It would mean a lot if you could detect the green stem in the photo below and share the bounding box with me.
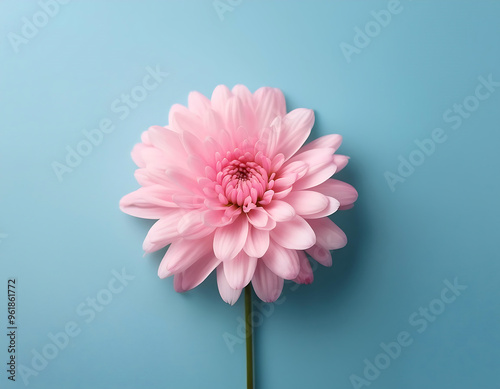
[245,285,254,389]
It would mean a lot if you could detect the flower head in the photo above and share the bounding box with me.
[120,85,357,304]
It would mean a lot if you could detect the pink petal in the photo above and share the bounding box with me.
[144,127,191,168]
[174,253,221,292]
[246,207,269,228]
[272,173,299,193]
[223,251,258,289]
[165,168,203,195]
[120,186,177,219]
[270,215,316,250]
[279,108,315,160]
[177,210,215,240]
[201,109,226,140]
[284,190,329,216]
[294,251,314,284]
[131,143,150,168]
[289,148,337,190]
[143,209,185,253]
[277,161,308,182]
[311,179,358,207]
[306,245,332,267]
[231,85,254,115]
[213,214,249,261]
[131,143,169,169]
[225,96,252,140]
[308,218,347,250]
[188,91,211,117]
[158,236,213,278]
[264,200,295,222]
[181,130,213,164]
[253,87,286,130]
[217,265,242,305]
[252,261,284,303]
[255,119,279,158]
[298,134,342,154]
[243,227,270,258]
[134,167,171,187]
[333,154,349,172]
[262,241,300,280]
[211,85,232,117]
[302,196,340,219]
[169,104,205,138]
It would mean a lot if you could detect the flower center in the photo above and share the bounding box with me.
[214,150,275,212]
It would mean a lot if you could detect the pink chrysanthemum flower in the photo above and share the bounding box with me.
[120,85,357,304]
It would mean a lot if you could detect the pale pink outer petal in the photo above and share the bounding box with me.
[293,251,314,284]
[306,245,333,267]
[279,108,315,160]
[134,167,171,187]
[225,96,252,142]
[252,261,284,303]
[243,227,270,258]
[177,210,215,240]
[311,179,358,207]
[302,196,340,219]
[231,85,255,114]
[188,91,211,117]
[213,214,249,261]
[131,143,166,169]
[264,200,295,222]
[181,130,214,165]
[168,104,205,138]
[143,209,185,253]
[270,215,316,250]
[223,251,258,290]
[253,87,286,131]
[288,148,337,190]
[119,186,177,219]
[158,236,213,278]
[211,85,233,117]
[256,120,280,158]
[298,134,343,154]
[332,154,349,172]
[174,253,221,292]
[147,126,188,162]
[262,242,300,280]
[308,218,347,250]
[284,190,329,216]
[217,265,242,305]
[246,207,269,228]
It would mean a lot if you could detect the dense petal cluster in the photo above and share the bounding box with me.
[120,85,357,304]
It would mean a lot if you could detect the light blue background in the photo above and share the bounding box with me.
[1,1,499,388]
